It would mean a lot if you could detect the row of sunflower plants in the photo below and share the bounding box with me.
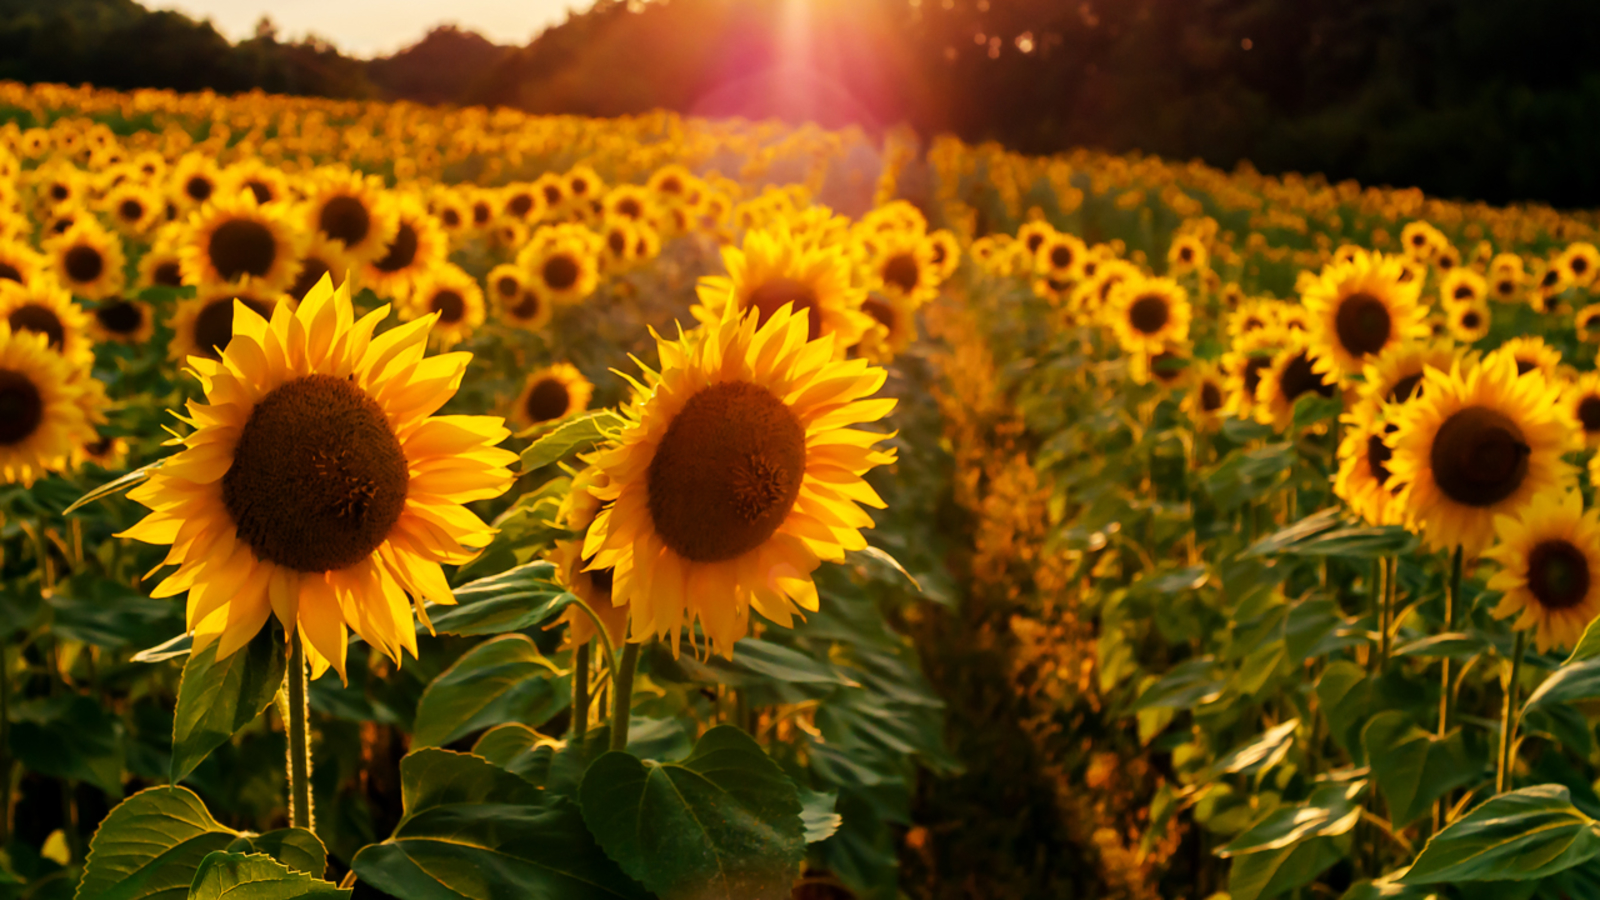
[932,134,1600,898]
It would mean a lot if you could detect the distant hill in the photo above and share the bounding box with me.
[367,25,513,106]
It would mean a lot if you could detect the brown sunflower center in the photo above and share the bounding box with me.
[1050,245,1074,269]
[1388,372,1424,404]
[1496,279,1516,297]
[1279,351,1335,402]
[1242,355,1273,397]
[0,369,43,446]
[543,255,579,291]
[95,299,144,336]
[616,198,642,219]
[1200,382,1223,412]
[208,219,277,281]
[289,257,332,301]
[185,175,212,202]
[542,185,563,205]
[1335,292,1392,357]
[1129,294,1170,334]
[1515,358,1537,376]
[9,304,65,350]
[883,254,920,294]
[608,230,627,255]
[193,297,275,359]
[0,263,19,283]
[1527,539,1591,610]
[153,261,183,287]
[373,223,419,273]
[1453,285,1475,301]
[430,290,465,324]
[495,275,521,299]
[1367,432,1394,488]
[511,292,541,321]
[508,193,534,217]
[319,196,370,247]
[442,209,460,227]
[1575,257,1591,276]
[246,180,272,204]
[1429,406,1530,507]
[222,374,409,573]
[646,380,807,563]
[524,377,572,423]
[930,242,947,266]
[1579,396,1600,434]
[1025,233,1045,253]
[1179,245,1195,262]
[119,199,144,222]
[747,277,823,341]
[862,296,895,331]
[64,245,104,284]
[473,202,491,225]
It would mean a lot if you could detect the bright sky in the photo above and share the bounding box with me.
[148,0,594,57]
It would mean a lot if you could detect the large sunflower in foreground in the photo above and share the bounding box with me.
[1302,252,1427,382]
[692,226,873,351]
[1358,339,1462,411]
[121,276,517,678]
[1484,490,1600,653]
[582,302,897,657]
[1387,353,1577,556]
[0,323,97,485]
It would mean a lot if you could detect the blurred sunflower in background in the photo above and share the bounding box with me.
[1254,342,1336,430]
[180,192,304,296]
[1302,251,1426,382]
[304,171,398,265]
[362,194,446,302]
[168,290,284,362]
[1447,302,1490,343]
[1485,490,1600,653]
[694,226,872,349]
[1108,275,1190,356]
[512,363,593,431]
[88,296,155,345]
[0,323,97,485]
[518,224,600,307]
[47,219,125,300]
[1335,404,1404,527]
[0,281,93,366]
[404,264,484,350]
[1563,373,1600,449]
[121,277,516,679]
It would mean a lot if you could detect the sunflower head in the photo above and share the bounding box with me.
[1447,302,1490,344]
[1182,361,1229,428]
[403,264,484,350]
[1302,252,1427,381]
[1335,404,1405,527]
[47,219,126,301]
[89,296,155,345]
[121,275,517,679]
[0,322,97,486]
[1167,234,1208,273]
[180,190,304,295]
[1485,490,1600,653]
[517,224,601,308]
[0,281,94,367]
[1564,373,1600,450]
[512,363,594,431]
[1254,341,1338,430]
[694,226,872,352]
[1107,275,1191,356]
[1495,336,1562,381]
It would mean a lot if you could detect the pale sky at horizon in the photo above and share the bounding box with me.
[148,0,596,58]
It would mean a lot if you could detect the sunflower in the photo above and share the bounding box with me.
[1167,234,1208,273]
[1222,330,1284,419]
[1559,243,1600,288]
[926,230,961,281]
[582,301,896,656]
[361,195,447,302]
[1447,302,1490,343]
[1335,404,1405,527]
[169,154,221,211]
[138,239,187,290]
[1533,260,1572,311]
[532,173,569,215]
[1302,252,1427,382]
[511,363,594,431]
[1439,268,1487,309]
[1227,298,1278,340]
[1182,361,1229,428]
[73,434,129,472]
[88,296,155,345]
[1489,268,1523,304]
[286,235,355,303]
[1254,342,1337,430]
[46,219,125,301]
[1497,336,1562,380]
[430,190,472,238]
[648,165,696,203]
[1358,339,1462,410]
[0,281,94,366]
[548,539,627,648]
[1037,232,1088,281]
[566,166,604,208]
[403,264,484,350]
[1107,276,1191,356]
[180,192,304,296]
[500,182,543,223]
[1133,347,1191,389]
[493,267,552,332]
[853,292,916,364]
[871,234,940,307]
[1388,352,1577,556]
[598,217,643,272]
[1577,304,1600,343]
[0,323,97,486]
[1484,490,1600,653]
[119,276,517,678]
[221,160,291,207]
[0,240,45,287]
[1400,221,1446,260]
[1563,373,1600,449]
[304,171,399,265]
[104,182,162,237]
[1017,220,1055,259]
[518,225,601,308]
[693,226,872,350]
[168,290,288,362]
[603,185,653,223]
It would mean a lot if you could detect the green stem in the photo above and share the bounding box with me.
[572,642,590,739]
[1439,546,1463,737]
[287,634,313,831]
[1497,630,1527,793]
[0,642,11,847]
[1380,556,1397,670]
[1368,558,1383,674]
[609,642,640,752]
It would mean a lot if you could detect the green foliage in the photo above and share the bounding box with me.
[187,852,347,900]
[78,786,237,900]
[409,633,569,748]
[1401,786,1600,884]
[170,627,286,784]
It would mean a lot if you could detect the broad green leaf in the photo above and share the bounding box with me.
[1292,394,1344,429]
[49,575,181,649]
[1393,632,1487,660]
[351,749,646,900]
[1523,658,1600,718]
[63,458,162,514]
[1317,661,1426,765]
[1241,507,1416,559]
[1128,564,1209,597]
[1243,508,1344,557]
[1235,640,1287,696]
[1361,711,1479,827]
[427,562,572,636]
[13,693,125,796]
[411,634,570,748]
[579,725,806,900]
[77,786,236,900]
[845,546,922,594]
[1338,879,1440,899]
[689,638,857,688]
[799,787,841,844]
[171,626,287,783]
[518,410,624,472]
[1400,784,1600,883]
[1131,657,1224,711]
[472,723,559,786]
[1228,835,1344,900]
[1566,615,1600,663]
[1219,780,1365,856]
[187,852,348,900]
[1209,719,1299,779]
[1204,443,1294,512]
[224,830,326,879]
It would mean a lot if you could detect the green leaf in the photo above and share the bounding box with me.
[133,632,194,664]
[1338,878,1440,899]
[1228,836,1345,900]
[63,459,162,515]
[1400,784,1600,883]
[1523,659,1600,717]
[579,725,806,900]
[1361,711,1480,827]
[1242,507,1416,559]
[845,546,922,594]
[1566,615,1600,663]
[49,575,181,649]
[351,749,646,900]
[187,852,348,900]
[1209,719,1299,779]
[1292,393,1344,429]
[685,638,857,689]
[1204,443,1295,512]
[13,693,125,796]
[1219,780,1365,856]
[77,786,236,900]
[427,562,572,637]
[1393,632,1487,660]
[519,410,624,473]
[171,627,287,784]
[224,830,326,879]
[472,724,559,786]
[1131,657,1224,711]
[799,787,841,844]
[411,634,570,748]
[1241,508,1344,558]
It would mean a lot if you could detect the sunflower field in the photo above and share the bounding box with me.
[1,76,1600,900]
